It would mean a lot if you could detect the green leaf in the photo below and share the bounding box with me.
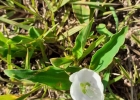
[4,67,71,90]
[0,32,8,43]
[0,41,6,47]
[42,24,58,38]
[0,32,8,47]
[60,0,70,7]
[29,27,41,39]
[102,69,110,89]
[11,49,27,57]
[25,48,34,69]
[42,24,58,43]
[65,66,81,73]
[0,48,26,58]
[0,47,6,56]
[90,26,128,72]
[50,56,73,68]
[96,24,113,37]
[11,35,33,44]
[72,19,94,59]
[0,95,18,100]
[72,3,90,23]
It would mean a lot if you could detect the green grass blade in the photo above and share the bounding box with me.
[109,6,119,32]
[119,65,135,84]
[11,0,40,17]
[0,17,31,30]
[25,48,30,69]
[71,1,119,6]
[7,44,12,69]
[43,24,58,38]
[109,75,123,84]
[102,68,110,89]
[39,40,49,62]
[79,35,105,61]
[58,23,87,41]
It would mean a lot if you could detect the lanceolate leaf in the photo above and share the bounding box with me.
[4,67,71,90]
[72,19,94,59]
[90,26,128,72]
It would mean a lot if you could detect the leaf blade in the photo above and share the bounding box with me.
[90,26,128,72]
[72,19,94,59]
[4,67,71,90]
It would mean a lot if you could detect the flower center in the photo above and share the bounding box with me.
[80,82,96,98]
[80,82,90,94]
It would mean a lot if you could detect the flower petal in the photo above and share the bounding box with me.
[70,76,93,100]
[69,72,78,82]
[70,76,83,100]
[69,68,104,100]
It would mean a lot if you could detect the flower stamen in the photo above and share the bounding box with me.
[80,82,97,98]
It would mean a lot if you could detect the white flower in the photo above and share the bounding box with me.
[69,68,104,100]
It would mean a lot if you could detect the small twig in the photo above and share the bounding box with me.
[126,45,134,100]
[127,45,140,56]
